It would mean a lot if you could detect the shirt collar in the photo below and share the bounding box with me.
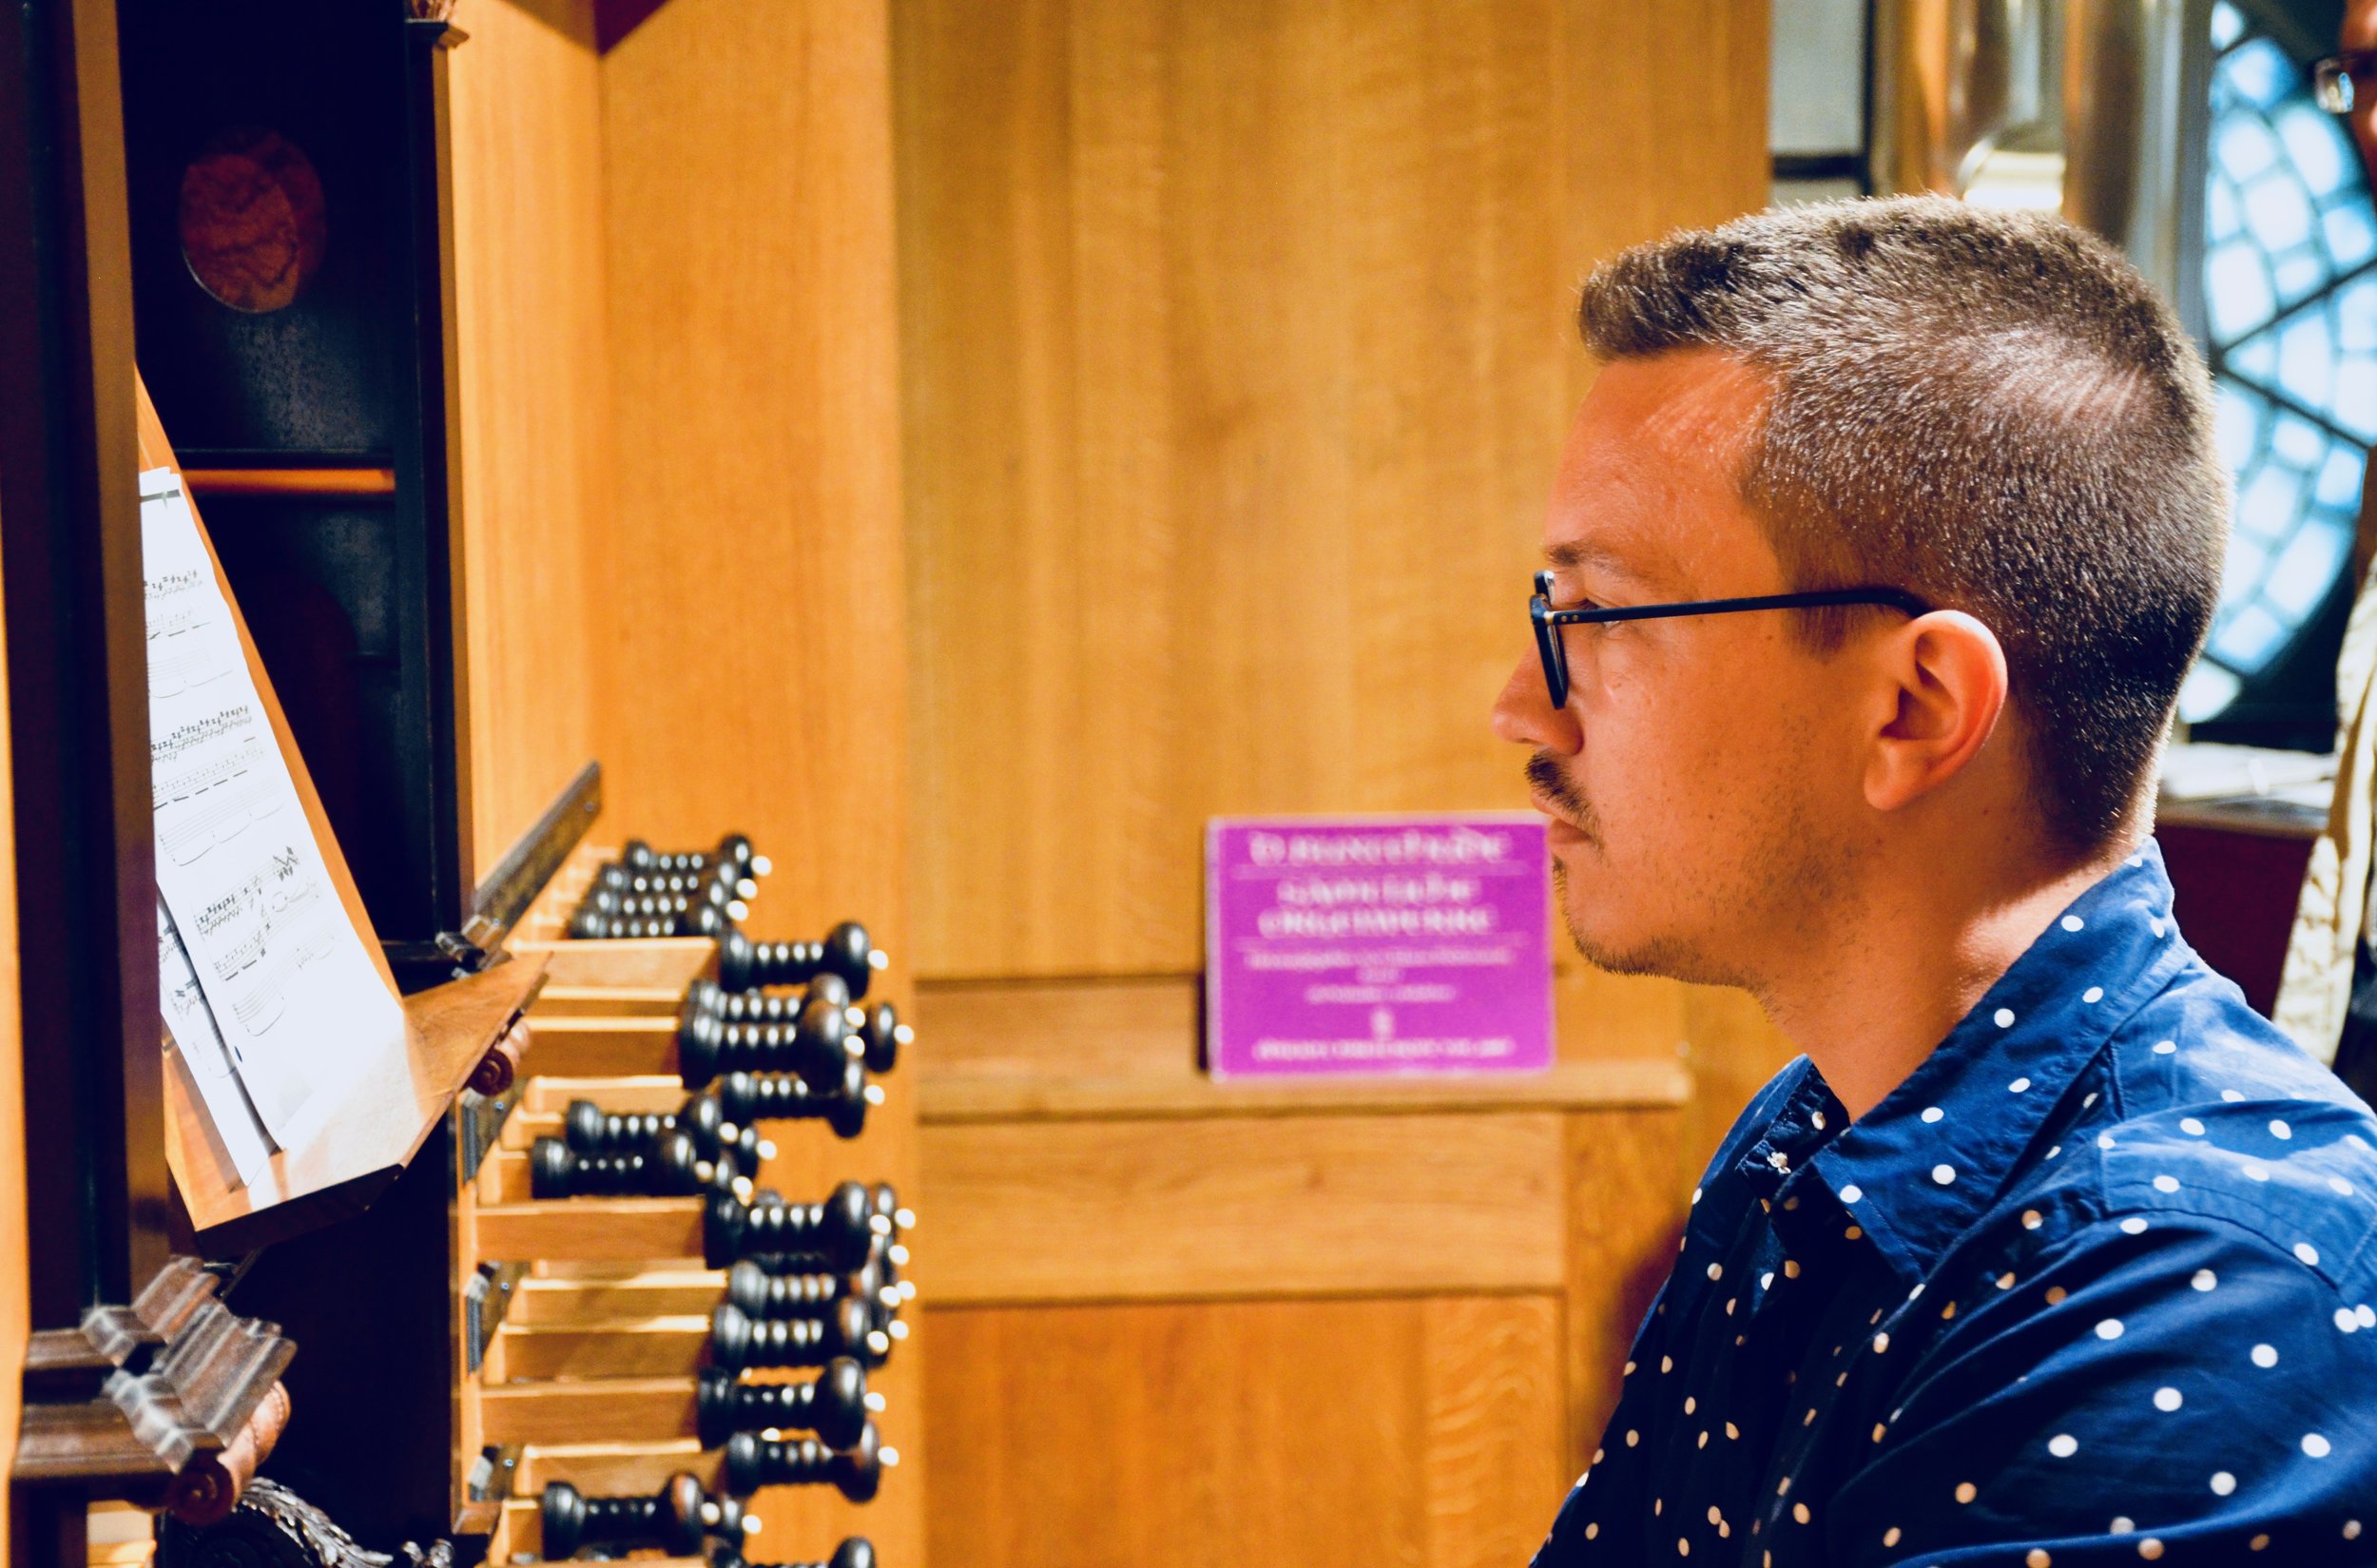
[1756,839,2192,1287]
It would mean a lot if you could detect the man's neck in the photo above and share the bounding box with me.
[1755,835,2135,1122]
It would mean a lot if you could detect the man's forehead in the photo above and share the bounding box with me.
[1543,349,1770,586]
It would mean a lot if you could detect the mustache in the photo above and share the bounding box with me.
[1525,750,1596,839]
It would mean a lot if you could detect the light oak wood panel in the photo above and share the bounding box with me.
[897,0,1771,980]
[916,1111,1566,1303]
[596,0,908,958]
[914,971,1700,1091]
[924,1294,1567,1568]
[1561,1105,1688,1472]
[448,0,609,879]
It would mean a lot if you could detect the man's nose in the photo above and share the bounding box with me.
[1491,652,1579,752]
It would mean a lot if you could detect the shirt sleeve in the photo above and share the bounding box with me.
[1827,1214,2377,1565]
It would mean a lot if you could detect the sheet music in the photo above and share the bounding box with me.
[141,468,406,1150]
[159,900,274,1182]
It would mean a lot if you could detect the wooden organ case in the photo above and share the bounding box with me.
[7,1,923,1564]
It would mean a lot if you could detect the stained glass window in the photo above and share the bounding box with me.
[2183,1,2377,735]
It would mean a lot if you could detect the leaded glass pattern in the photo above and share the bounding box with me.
[2183,1,2376,726]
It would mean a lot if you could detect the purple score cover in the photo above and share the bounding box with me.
[1205,813,1555,1079]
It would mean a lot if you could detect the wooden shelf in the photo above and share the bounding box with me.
[167,957,549,1255]
[180,466,397,498]
[916,1057,1688,1124]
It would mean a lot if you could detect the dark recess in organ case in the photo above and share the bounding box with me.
[121,0,472,975]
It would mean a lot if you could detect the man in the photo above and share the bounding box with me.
[1498,197,2377,1565]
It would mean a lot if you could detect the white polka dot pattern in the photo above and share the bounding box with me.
[1534,844,2377,1568]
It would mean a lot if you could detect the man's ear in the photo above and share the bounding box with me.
[1864,610,2009,813]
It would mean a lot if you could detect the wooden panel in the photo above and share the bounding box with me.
[1562,1106,1688,1473]
[448,0,609,881]
[596,0,908,957]
[917,1112,1565,1303]
[919,1060,1686,1125]
[480,1376,699,1445]
[897,0,1771,979]
[914,973,1696,1107]
[473,1197,704,1263]
[924,1295,1565,1568]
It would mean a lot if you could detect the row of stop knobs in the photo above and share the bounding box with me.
[539,839,903,1565]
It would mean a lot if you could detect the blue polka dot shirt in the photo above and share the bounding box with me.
[1532,840,2377,1565]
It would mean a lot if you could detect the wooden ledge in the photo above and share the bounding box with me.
[917,1058,1688,1124]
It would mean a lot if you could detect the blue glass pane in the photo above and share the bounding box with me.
[2324,203,2377,268]
[2179,662,2244,723]
[2193,9,2375,721]
[2238,463,2304,540]
[2208,240,2276,339]
[2266,516,2351,616]
[2216,113,2283,184]
[2276,105,2348,194]
[2213,602,2288,668]
[2244,169,2317,249]
[2224,39,2293,109]
[2318,447,2364,505]
[2214,380,2265,471]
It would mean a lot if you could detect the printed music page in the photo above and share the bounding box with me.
[159,899,275,1183]
[141,467,406,1150]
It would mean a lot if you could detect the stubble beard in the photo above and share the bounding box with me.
[1536,749,1841,995]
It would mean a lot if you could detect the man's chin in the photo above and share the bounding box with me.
[1554,875,1734,987]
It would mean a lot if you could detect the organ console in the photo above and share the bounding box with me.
[9,3,923,1562]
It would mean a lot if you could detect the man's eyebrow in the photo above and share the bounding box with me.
[1544,540,1653,585]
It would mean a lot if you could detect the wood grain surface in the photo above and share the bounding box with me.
[448,0,609,882]
[594,1,925,1541]
[897,0,1770,980]
[924,1294,1567,1568]
[916,1111,1567,1303]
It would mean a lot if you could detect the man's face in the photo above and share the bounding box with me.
[1491,350,1869,990]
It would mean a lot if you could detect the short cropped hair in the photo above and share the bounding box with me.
[1577,196,2230,857]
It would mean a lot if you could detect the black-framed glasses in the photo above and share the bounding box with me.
[2314,49,2377,114]
[1529,569,1932,708]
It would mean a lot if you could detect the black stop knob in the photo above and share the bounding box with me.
[532,1129,721,1199]
[709,1297,879,1374]
[618,833,763,878]
[678,997,853,1089]
[709,1539,876,1568]
[565,1094,765,1168]
[716,1063,872,1140]
[710,920,880,999]
[704,1182,879,1272]
[540,1473,733,1558]
[724,1423,885,1502]
[695,1356,870,1449]
[725,1255,902,1326]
